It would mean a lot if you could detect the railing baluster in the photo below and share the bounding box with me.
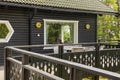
[76,69,83,80]
[58,45,63,78]
[22,54,29,80]
[70,52,83,80]
[95,42,100,80]
[71,68,82,80]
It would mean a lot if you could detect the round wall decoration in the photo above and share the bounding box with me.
[35,22,42,29]
[85,24,91,30]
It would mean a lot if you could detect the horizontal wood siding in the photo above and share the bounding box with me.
[31,10,97,45]
[0,6,29,65]
[0,6,97,64]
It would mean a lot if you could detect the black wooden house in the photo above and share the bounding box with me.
[0,0,117,64]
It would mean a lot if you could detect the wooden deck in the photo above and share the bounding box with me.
[0,66,4,80]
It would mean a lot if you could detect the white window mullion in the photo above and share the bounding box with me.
[44,20,47,45]
[74,22,78,44]
[61,26,64,43]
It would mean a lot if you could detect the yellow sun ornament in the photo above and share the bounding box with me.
[36,22,42,29]
[85,24,91,30]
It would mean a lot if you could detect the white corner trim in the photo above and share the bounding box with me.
[44,19,47,45]
[43,19,79,44]
[74,22,79,44]
[0,20,14,43]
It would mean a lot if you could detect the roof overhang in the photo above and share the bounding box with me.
[0,2,118,15]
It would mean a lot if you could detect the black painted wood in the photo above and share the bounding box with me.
[0,6,29,65]
[31,10,97,45]
[0,6,97,65]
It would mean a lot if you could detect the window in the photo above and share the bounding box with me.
[0,20,14,43]
[44,19,78,44]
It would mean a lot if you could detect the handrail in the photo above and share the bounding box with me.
[7,42,100,48]
[6,56,64,80]
[7,57,22,65]
[5,46,120,80]
[8,42,120,51]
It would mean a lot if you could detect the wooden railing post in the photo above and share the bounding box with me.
[70,68,82,80]
[94,42,100,80]
[58,44,63,58]
[58,45,63,78]
[4,48,12,80]
[22,54,29,80]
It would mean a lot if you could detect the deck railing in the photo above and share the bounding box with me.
[4,42,120,80]
[5,47,65,80]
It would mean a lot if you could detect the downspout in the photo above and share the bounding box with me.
[28,8,37,45]
[95,14,98,42]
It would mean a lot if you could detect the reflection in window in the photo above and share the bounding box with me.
[0,23,9,38]
[46,22,74,44]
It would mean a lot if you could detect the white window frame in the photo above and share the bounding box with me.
[44,19,78,44]
[0,20,14,43]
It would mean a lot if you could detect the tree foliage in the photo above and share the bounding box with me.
[0,23,9,38]
[97,0,120,42]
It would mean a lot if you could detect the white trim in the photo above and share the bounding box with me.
[0,20,14,43]
[74,22,78,44]
[43,19,79,23]
[44,19,79,44]
[44,20,47,45]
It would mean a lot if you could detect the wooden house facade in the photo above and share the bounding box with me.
[0,0,117,64]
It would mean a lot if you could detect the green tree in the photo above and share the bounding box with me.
[97,0,120,42]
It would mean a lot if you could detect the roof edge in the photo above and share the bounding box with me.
[0,2,118,15]
[98,0,117,12]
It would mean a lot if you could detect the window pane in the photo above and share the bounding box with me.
[0,23,9,38]
[46,22,74,44]
[63,23,74,43]
[46,22,61,44]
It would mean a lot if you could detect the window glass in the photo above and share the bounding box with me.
[0,23,9,38]
[63,24,74,43]
[46,22,74,44]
